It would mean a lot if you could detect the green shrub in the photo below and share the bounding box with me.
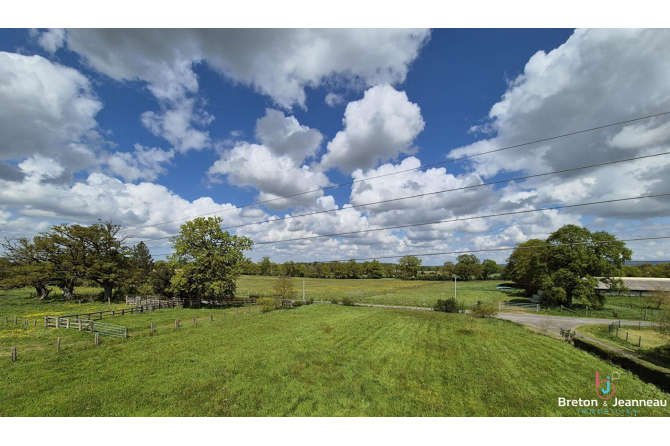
[330,297,339,305]
[258,297,279,313]
[471,300,497,318]
[293,300,305,307]
[559,328,575,343]
[341,297,355,306]
[434,298,459,313]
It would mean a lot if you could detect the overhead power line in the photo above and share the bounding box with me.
[137,150,670,244]
[146,194,670,259]
[251,193,670,246]
[119,110,670,234]
[310,236,670,264]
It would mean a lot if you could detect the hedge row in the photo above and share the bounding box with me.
[573,337,670,393]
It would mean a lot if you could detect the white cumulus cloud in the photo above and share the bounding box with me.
[321,85,425,173]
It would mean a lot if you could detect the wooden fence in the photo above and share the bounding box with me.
[56,301,182,322]
[45,316,128,338]
[126,297,185,308]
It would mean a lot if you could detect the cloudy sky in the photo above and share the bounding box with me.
[1,28,670,264]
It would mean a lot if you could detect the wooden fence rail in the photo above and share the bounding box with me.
[56,301,179,322]
[45,316,128,338]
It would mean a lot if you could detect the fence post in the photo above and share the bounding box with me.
[95,333,100,346]
[175,319,179,329]
[193,316,197,326]
[90,321,94,333]
[56,317,60,328]
[24,318,27,326]
[210,314,213,322]
[638,336,642,347]
[4,315,7,324]
[11,347,17,362]
[14,316,17,325]
[34,319,37,328]
[124,327,129,339]
[626,332,629,343]
[66,319,70,329]
[78,320,82,331]
[57,337,61,353]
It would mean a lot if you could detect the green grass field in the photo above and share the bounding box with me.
[1,301,668,416]
[237,276,663,322]
[237,276,519,307]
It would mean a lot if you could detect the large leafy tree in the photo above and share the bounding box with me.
[541,225,631,307]
[505,239,547,296]
[398,255,422,280]
[506,225,631,307]
[169,217,253,305]
[43,221,130,301]
[0,237,54,299]
[454,254,483,281]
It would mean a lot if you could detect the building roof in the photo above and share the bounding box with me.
[596,277,670,291]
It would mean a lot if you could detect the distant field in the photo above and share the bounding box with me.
[1,303,668,416]
[236,276,518,307]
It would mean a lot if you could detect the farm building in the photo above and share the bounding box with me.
[596,277,670,296]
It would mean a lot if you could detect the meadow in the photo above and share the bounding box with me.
[237,276,663,321]
[1,300,669,416]
[236,276,518,307]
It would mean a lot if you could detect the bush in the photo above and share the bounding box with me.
[292,300,305,307]
[258,297,279,313]
[330,297,339,305]
[434,298,459,313]
[341,297,355,306]
[471,300,497,318]
[559,328,575,343]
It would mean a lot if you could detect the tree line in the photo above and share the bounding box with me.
[1,217,650,310]
[239,253,501,281]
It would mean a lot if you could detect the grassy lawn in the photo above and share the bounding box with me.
[236,276,518,307]
[1,302,668,416]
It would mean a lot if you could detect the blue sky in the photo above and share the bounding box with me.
[1,29,669,264]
